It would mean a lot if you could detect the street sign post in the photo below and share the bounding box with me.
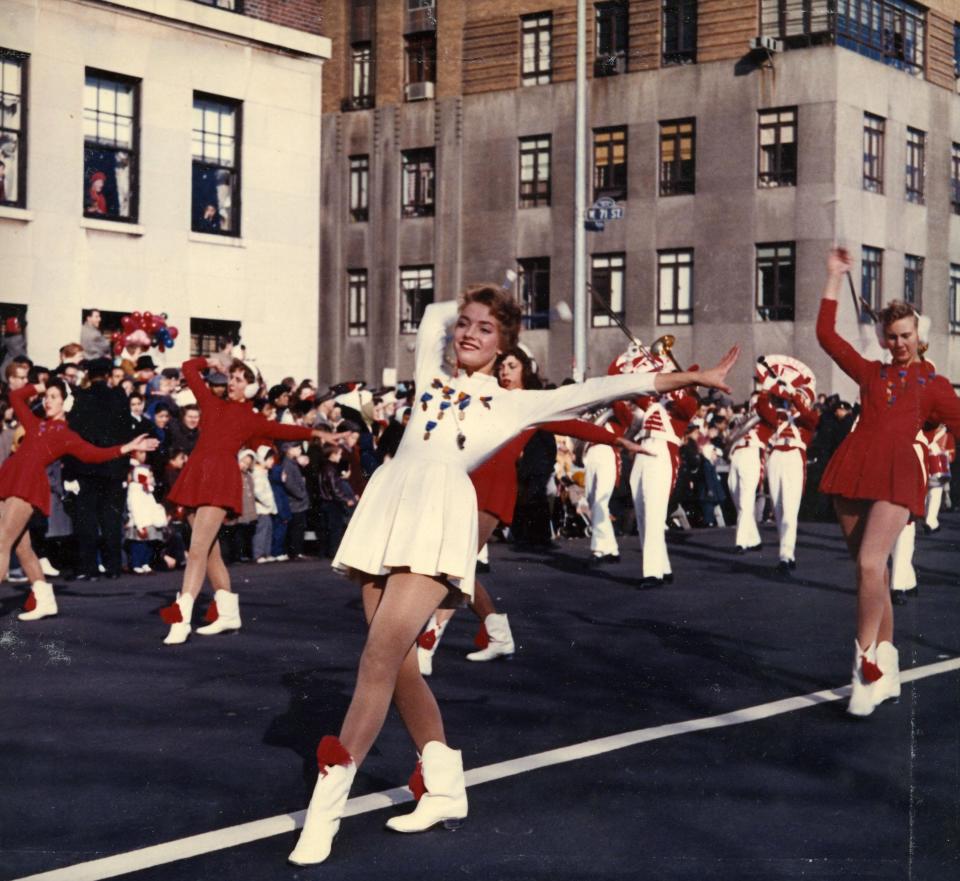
[585,196,624,231]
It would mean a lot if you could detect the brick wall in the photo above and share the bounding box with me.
[927,10,957,91]
[243,0,325,35]
[698,0,758,65]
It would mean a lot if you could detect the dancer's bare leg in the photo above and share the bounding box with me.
[340,570,448,766]
[14,528,44,584]
[180,506,229,599]
[433,511,501,629]
[0,498,36,583]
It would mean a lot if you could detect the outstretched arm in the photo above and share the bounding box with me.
[653,346,740,396]
[9,383,41,433]
[816,248,870,384]
[180,357,218,408]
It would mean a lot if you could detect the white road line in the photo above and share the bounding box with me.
[12,656,960,881]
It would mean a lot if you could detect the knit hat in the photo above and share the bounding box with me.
[255,445,274,464]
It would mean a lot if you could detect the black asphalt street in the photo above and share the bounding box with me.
[2,517,959,881]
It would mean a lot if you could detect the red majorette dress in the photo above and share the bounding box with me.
[470,419,621,526]
[816,300,960,517]
[166,358,314,515]
[0,384,124,515]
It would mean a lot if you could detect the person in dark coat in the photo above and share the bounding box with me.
[64,357,140,579]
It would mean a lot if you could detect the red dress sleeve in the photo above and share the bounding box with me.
[62,430,124,464]
[929,378,960,440]
[253,416,314,444]
[541,419,618,446]
[816,299,870,384]
[10,384,41,433]
[181,358,216,408]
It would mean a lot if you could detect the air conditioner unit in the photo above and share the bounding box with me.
[750,35,783,53]
[405,81,435,102]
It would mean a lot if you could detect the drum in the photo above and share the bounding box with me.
[927,451,951,487]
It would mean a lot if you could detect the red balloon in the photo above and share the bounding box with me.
[168,326,179,339]
[143,311,153,323]
[121,316,134,332]
[113,341,124,355]
[158,342,166,353]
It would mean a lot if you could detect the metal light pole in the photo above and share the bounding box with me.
[572,0,588,382]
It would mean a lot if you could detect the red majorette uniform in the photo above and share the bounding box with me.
[817,301,960,517]
[923,423,954,533]
[628,392,698,584]
[166,358,314,515]
[756,391,819,569]
[727,402,774,552]
[582,400,632,562]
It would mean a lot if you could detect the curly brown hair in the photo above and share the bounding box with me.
[459,283,522,353]
[229,358,256,384]
[878,299,918,330]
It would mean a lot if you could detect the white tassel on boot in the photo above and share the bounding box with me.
[162,593,195,645]
[288,737,356,866]
[874,641,901,704]
[847,640,880,717]
[466,613,515,662]
[196,590,242,636]
[385,741,467,833]
[18,581,58,621]
[417,614,448,677]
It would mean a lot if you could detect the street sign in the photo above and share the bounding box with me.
[584,196,624,231]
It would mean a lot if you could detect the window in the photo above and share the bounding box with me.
[903,254,923,307]
[758,107,797,188]
[0,50,26,208]
[348,270,368,337]
[591,253,625,327]
[756,243,795,321]
[405,33,436,86]
[759,0,833,43]
[662,0,698,64]
[593,127,627,201]
[835,0,926,77]
[950,264,960,334]
[0,302,27,337]
[192,93,240,235]
[519,136,551,208]
[83,70,138,222]
[657,250,693,325]
[400,266,434,333]
[349,43,374,109]
[521,13,553,85]
[193,1,240,9]
[190,317,241,358]
[861,247,883,320]
[863,113,885,193]
[905,127,925,204]
[401,148,434,217]
[517,258,551,329]
[349,155,369,222]
[83,307,126,340]
[951,143,960,216]
[659,119,695,196]
[595,2,628,76]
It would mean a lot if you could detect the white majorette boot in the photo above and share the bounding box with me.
[161,593,194,645]
[18,581,58,621]
[288,736,356,866]
[466,613,515,662]
[873,641,901,705]
[195,590,242,636]
[417,614,448,677]
[386,741,468,833]
[847,640,881,717]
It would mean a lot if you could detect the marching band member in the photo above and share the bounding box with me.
[817,248,960,717]
[922,423,953,534]
[726,392,772,553]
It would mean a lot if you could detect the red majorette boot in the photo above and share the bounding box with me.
[873,641,901,704]
[466,613,514,662]
[386,741,467,833]
[288,736,356,866]
[161,593,194,645]
[417,614,448,677]
[195,590,242,636]
[848,640,882,717]
[18,581,57,621]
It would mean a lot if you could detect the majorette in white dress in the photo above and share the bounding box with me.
[333,301,660,599]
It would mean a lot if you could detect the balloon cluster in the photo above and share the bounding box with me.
[112,311,180,356]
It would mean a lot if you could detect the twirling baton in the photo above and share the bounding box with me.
[586,282,647,352]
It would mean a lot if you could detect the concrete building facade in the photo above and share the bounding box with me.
[319,0,960,401]
[0,0,330,383]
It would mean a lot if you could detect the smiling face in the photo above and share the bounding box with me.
[228,369,250,402]
[453,302,501,374]
[884,316,920,366]
[498,354,524,390]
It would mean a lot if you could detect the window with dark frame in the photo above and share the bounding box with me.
[191,93,240,235]
[83,70,139,222]
[348,270,368,337]
[835,0,926,77]
[82,307,126,339]
[519,136,551,208]
[521,13,553,85]
[659,119,695,196]
[657,250,693,326]
[861,246,883,321]
[400,266,434,334]
[595,2,628,76]
[951,143,960,215]
[662,0,698,65]
[0,302,27,336]
[401,148,434,218]
[349,155,369,222]
[903,254,923,307]
[591,253,625,327]
[593,127,627,201]
[0,49,26,208]
[863,113,885,193]
[758,107,797,188]
[193,0,240,9]
[756,243,795,321]
[405,33,436,86]
[905,127,925,204]
[517,258,551,330]
[950,263,960,334]
[190,317,242,358]
[349,43,374,109]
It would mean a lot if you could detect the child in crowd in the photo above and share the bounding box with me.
[281,442,311,559]
[252,445,277,563]
[316,442,355,559]
[269,448,291,561]
[125,449,168,573]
